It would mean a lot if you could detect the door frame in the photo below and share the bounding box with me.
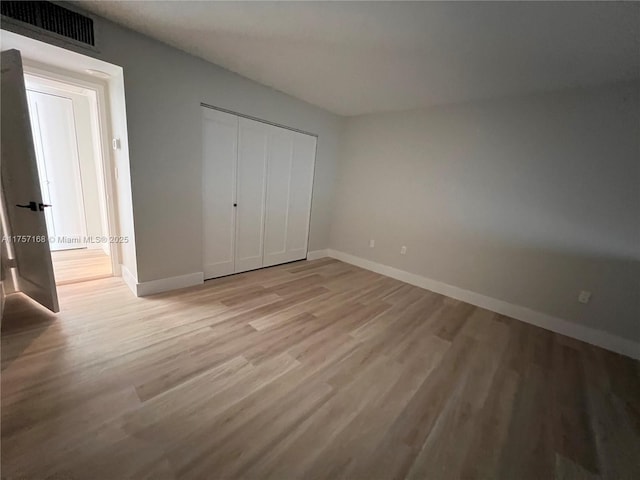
[26,89,89,250]
[22,61,121,275]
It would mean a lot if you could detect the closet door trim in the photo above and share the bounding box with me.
[200,102,318,138]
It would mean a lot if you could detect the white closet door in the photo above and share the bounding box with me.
[263,127,293,266]
[263,128,316,267]
[202,108,238,279]
[235,118,268,273]
[286,132,316,259]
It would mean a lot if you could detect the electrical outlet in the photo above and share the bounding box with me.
[400,246,407,255]
[369,239,375,248]
[578,291,592,304]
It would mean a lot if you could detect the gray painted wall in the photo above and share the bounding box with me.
[7,12,344,282]
[97,20,343,282]
[100,26,344,282]
[330,81,640,341]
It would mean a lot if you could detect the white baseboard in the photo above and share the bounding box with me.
[121,265,138,296]
[307,249,329,261]
[326,249,640,360]
[121,264,203,297]
[137,272,204,297]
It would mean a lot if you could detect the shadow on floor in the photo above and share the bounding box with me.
[1,293,58,371]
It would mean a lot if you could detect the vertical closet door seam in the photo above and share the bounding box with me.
[232,115,239,273]
[233,121,242,272]
[260,129,271,263]
[283,137,294,254]
[258,128,269,267]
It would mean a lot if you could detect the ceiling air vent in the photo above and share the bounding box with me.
[1,1,95,47]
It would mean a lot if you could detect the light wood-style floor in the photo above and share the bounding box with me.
[51,248,112,285]
[2,259,639,479]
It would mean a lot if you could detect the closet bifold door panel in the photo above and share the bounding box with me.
[202,108,238,279]
[202,105,316,279]
[263,127,316,267]
[234,118,268,274]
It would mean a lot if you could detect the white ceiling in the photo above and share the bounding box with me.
[75,1,640,116]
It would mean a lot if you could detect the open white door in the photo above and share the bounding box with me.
[1,49,59,312]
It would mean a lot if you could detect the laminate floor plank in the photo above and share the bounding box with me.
[2,258,638,479]
[51,248,112,285]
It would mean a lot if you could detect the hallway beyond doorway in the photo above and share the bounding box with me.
[51,248,111,285]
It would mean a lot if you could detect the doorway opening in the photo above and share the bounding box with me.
[25,73,113,285]
[1,28,138,313]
